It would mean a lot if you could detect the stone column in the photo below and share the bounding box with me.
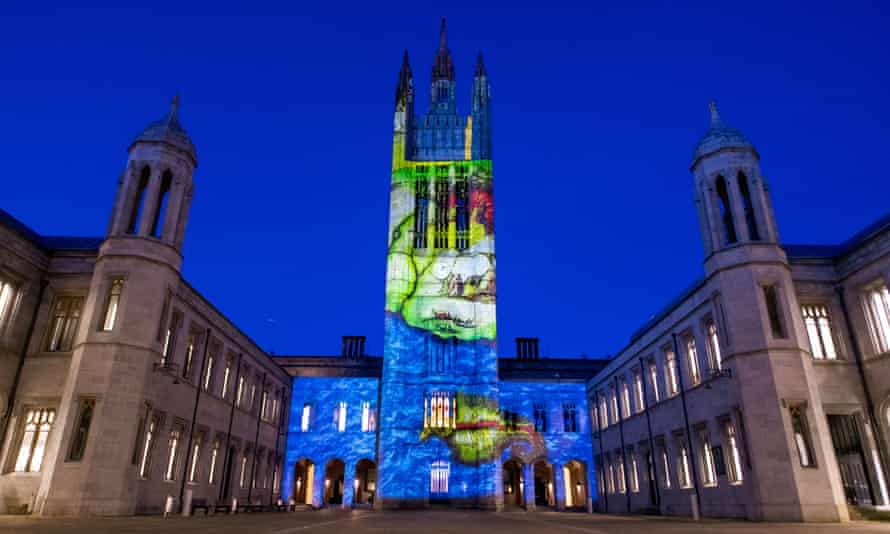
[523,462,536,511]
[343,468,355,509]
[553,462,565,511]
[312,466,325,508]
[137,168,162,237]
[161,175,185,244]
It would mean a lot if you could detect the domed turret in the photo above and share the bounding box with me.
[692,101,756,168]
[130,95,197,166]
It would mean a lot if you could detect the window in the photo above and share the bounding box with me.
[606,461,615,494]
[648,361,660,403]
[13,408,55,472]
[661,446,672,489]
[429,336,454,374]
[361,401,376,432]
[610,386,619,423]
[434,178,449,249]
[164,427,182,480]
[763,285,786,338]
[67,398,95,462]
[533,402,548,433]
[678,443,693,488]
[203,343,217,391]
[665,349,679,397]
[802,305,838,360]
[629,452,640,493]
[46,296,83,352]
[701,436,717,487]
[616,457,626,494]
[239,452,248,488]
[686,336,701,386]
[188,434,202,482]
[334,401,347,432]
[250,381,257,412]
[430,460,450,494]
[620,380,631,419]
[150,170,172,238]
[126,165,150,234]
[208,439,220,484]
[598,395,608,429]
[182,331,197,379]
[424,391,454,429]
[160,311,181,366]
[864,284,890,354]
[790,406,816,468]
[737,172,760,240]
[413,176,430,249]
[0,278,17,335]
[726,422,744,484]
[236,375,245,408]
[138,416,157,478]
[705,321,723,372]
[222,358,232,399]
[100,279,123,331]
[563,402,578,432]
[715,176,737,245]
[261,390,269,421]
[455,176,469,250]
[301,403,312,432]
[503,410,519,432]
[633,372,644,413]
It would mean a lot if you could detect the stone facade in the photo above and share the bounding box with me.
[588,103,890,522]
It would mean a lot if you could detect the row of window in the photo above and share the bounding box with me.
[9,398,95,474]
[299,401,377,433]
[413,165,470,251]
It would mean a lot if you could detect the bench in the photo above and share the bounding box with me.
[191,498,211,515]
[213,502,233,514]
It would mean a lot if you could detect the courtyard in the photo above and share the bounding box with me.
[0,510,886,534]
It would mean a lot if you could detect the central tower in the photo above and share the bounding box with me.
[379,20,499,508]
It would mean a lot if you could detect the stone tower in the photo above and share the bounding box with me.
[379,20,499,508]
[691,102,848,521]
[34,98,198,515]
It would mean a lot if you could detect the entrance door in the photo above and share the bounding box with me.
[221,447,236,500]
[827,414,875,506]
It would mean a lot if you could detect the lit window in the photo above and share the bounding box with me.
[616,457,626,494]
[701,436,717,487]
[563,402,578,432]
[455,176,469,250]
[599,395,608,429]
[188,435,202,482]
[630,452,639,493]
[101,279,123,331]
[160,311,180,366]
[208,439,220,484]
[434,178,449,248]
[800,305,837,360]
[665,349,679,396]
[335,401,347,432]
[139,417,157,478]
[0,279,18,334]
[790,406,816,468]
[620,380,631,419]
[261,390,270,421]
[67,398,95,461]
[413,176,430,249]
[633,372,644,413]
[534,402,548,433]
[606,461,615,494]
[661,446,672,489]
[430,460,450,494]
[610,387,619,423]
[424,391,455,429]
[46,296,83,352]
[648,362,660,403]
[864,285,890,354]
[14,408,55,472]
[361,401,376,432]
[250,382,257,412]
[763,285,786,338]
[301,403,312,432]
[726,422,744,484]
[239,452,248,488]
[706,322,723,371]
[686,337,701,386]
[182,332,197,379]
[203,350,215,391]
[222,359,232,399]
[164,427,181,481]
[678,443,692,488]
[236,376,245,408]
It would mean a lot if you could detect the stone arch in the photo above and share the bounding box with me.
[292,457,315,505]
[532,458,555,508]
[150,169,173,238]
[502,458,524,509]
[354,458,377,507]
[126,164,151,234]
[563,459,588,510]
[323,458,346,506]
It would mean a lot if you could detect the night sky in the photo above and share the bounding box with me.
[2,2,888,358]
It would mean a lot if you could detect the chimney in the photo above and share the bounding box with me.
[341,336,366,360]
[516,337,540,360]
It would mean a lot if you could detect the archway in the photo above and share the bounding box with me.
[503,459,523,508]
[354,459,377,507]
[564,460,588,509]
[293,459,315,505]
[324,459,345,505]
[534,460,554,508]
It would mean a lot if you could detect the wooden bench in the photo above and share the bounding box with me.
[191,498,211,515]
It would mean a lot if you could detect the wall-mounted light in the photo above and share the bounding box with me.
[325,478,330,488]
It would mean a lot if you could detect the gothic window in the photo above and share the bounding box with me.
[700,434,717,487]
[239,450,249,488]
[361,401,376,432]
[616,454,626,493]
[563,402,578,432]
[620,380,631,419]
[208,438,220,484]
[182,330,198,379]
[790,406,816,468]
[428,335,454,374]
[455,170,469,250]
[763,285,787,338]
[222,357,233,399]
[685,336,701,386]
[430,460,450,494]
[301,403,312,432]
[334,401,347,432]
[13,408,55,472]
[629,450,640,493]
[164,425,182,481]
[678,442,693,488]
[203,341,219,391]
[126,165,151,234]
[802,304,838,360]
[533,402,547,433]
[188,433,203,482]
[738,172,760,240]
[715,176,737,245]
[599,395,608,429]
[725,421,744,484]
[660,444,672,489]
[236,373,246,409]
[664,348,679,397]
[67,398,95,462]
[606,460,615,494]
[0,278,18,336]
[160,310,181,366]
[609,386,619,423]
[633,371,644,413]
[46,296,83,352]
[864,284,890,353]
[138,416,157,478]
[100,278,124,332]
[648,360,660,403]
[705,321,723,371]
[434,174,449,249]
[424,391,455,429]
[413,174,430,249]
[261,389,270,421]
[151,170,173,238]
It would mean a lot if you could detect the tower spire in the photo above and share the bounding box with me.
[440,17,447,49]
[431,18,455,82]
[709,100,721,126]
[475,51,487,77]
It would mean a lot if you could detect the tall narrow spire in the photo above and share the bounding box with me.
[431,18,455,82]
[395,49,413,108]
[475,51,487,77]
[709,100,721,127]
[439,17,447,49]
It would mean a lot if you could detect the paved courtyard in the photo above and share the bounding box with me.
[0,510,886,534]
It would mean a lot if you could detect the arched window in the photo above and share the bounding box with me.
[715,176,737,245]
[126,166,151,234]
[738,172,760,240]
[150,170,173,238]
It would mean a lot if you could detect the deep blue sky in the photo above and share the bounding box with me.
[1,2,888,358]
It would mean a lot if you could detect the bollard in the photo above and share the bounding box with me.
[164,495,176,518]
[182,488,193,517]
[690,494,700,520]
[230,496,238,514]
